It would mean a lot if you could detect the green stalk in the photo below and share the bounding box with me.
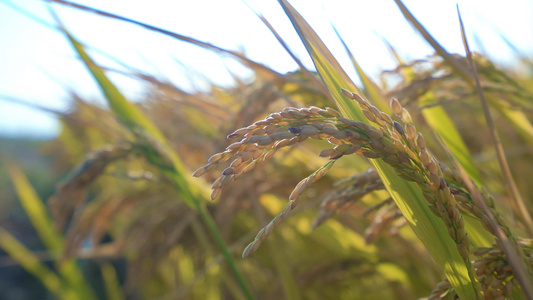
[197,203,254,299]
[188,220,247,300]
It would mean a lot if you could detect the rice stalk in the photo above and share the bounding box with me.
[457,8,533,296]
[11,1,532,298]
[49,11,254,299]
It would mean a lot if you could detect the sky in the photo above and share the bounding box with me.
[1,0,532,139]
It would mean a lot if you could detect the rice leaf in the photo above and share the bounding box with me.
[0,227,64,298]
[423,96,483,183]
[278,1,480,298]
[495,102,533,145]
[254,12,331,99]
[101,263,125,300]
[332,26,390,114]
[50,0,283,82]
[56,19,200,208]
[8,163,62,250]
[7,163,97,300]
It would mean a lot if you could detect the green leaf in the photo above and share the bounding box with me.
[0,227,64,298]
[333,27,390,114]
[8,163,62,250]
[101,263,125,300]
[419,96,480,183]
[8,163,97,300]
[278,1,480,298]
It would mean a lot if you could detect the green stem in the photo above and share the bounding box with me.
[197,202,254,300]
[161,168,254,299]
[189,219,247,300]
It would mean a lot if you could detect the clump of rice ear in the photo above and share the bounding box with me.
[194,86,527,277]
[312,168,385,229]
[341,88,484,290]
[49,144,134,231]
[194,94,471,259]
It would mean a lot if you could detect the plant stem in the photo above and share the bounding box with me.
[197,202,254,300]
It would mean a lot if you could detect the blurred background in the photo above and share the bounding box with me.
[1,0,532,299]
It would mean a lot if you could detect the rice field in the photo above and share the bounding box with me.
[3,1,533,299]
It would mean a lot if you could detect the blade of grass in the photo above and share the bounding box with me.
[252,10,332,100]
[394,0,533,236]
[101,263,125,300]
[1,0,57,29]
[48,9,254,299]
[456,6,533,237]
[392,0,471,79]
[331,26,391,114]
[0,94,68,117]
[0,227,64,298]
[7,162,97,300]
[496,103,533,146]
[419,93,482,185]
[8,163,63,250]
[278,1,481,298]
[383,40,416,81]
[48,0,283,82]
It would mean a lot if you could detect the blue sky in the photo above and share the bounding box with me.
[1,0,532,139]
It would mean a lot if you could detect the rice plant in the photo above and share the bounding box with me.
[3,0,533,299]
